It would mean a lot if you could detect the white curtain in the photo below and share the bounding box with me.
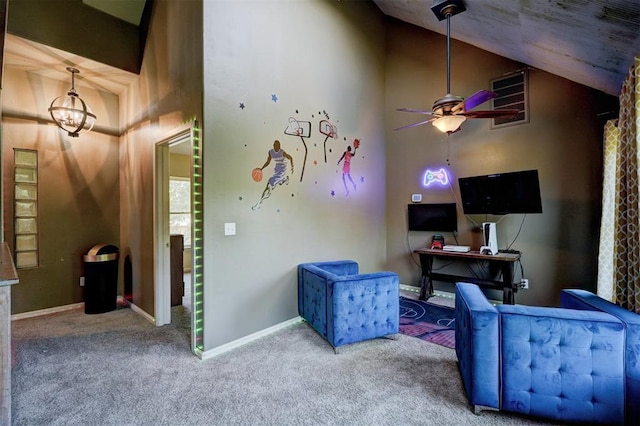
[597,120,619,301]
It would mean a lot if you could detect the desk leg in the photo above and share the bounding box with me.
[418,254,434,301]
[501,262,516,305]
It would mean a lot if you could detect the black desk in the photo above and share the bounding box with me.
[413,248,521,304]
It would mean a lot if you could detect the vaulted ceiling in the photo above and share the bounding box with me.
[4,1,638,98]
[372,0,640,96]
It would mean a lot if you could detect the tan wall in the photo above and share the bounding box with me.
[202,0,387,349]
[119,0,203,317]
[384,19,614,306]
[2,67,120,313]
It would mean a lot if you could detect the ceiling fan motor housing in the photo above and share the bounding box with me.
[433,93,464,114]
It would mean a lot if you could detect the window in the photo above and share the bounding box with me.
[169,177,191,246]
[14,149,38,268]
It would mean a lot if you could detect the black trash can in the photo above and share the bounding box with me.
[83,244,119,314]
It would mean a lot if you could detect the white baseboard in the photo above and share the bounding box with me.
[399,284,456,299]
[12,297,157,324]
[198,316,304,361]
[400,284,421,294]
[119,297,156,324]
[12,302,84,321]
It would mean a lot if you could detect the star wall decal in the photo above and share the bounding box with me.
[271,94,278,103]
[239,102,245,109]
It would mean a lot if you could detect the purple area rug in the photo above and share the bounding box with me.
[399,296,455,349]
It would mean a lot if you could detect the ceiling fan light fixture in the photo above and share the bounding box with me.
[396,1,508,134]
[48,67,96,137]
[432,115,466,134]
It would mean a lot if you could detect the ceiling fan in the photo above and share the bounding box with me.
[395,0,519,134]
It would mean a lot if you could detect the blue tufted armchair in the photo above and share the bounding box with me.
[298,260,399,353]
[455,282,626,424]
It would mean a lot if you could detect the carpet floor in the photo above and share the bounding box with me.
[11,306,558,425]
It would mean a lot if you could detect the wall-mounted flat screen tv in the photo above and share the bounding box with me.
[458,169,543,215]
[407,203,458,232]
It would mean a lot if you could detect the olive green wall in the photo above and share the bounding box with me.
[7,0,143,73]
[384,19,616,306]
[2,67,120,313]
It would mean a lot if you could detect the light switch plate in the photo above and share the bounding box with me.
[224,222,236,236]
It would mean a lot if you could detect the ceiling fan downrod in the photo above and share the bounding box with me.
[446,11,452,95]
[431,0,466,96]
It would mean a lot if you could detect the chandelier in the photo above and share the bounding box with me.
[48,67,96,137]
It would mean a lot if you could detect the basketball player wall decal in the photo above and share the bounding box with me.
[249,105,366,211]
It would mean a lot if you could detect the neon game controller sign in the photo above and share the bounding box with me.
[422,168,449,187]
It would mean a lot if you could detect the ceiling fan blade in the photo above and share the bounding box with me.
[461,109,519,119]
[394,118,435,131]
[397,108,435,115]
[452,90,496,113]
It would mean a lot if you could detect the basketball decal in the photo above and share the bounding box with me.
[251,168,263,182]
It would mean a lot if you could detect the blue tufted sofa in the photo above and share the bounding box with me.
[455,282,626,424]
[561,289,640,425]
[297,260,399,352]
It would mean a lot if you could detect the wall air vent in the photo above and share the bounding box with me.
[491,69,529,128]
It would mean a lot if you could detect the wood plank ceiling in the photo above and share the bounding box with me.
[372,0,640,96]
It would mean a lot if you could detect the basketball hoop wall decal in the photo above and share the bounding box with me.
[284,117,311,182]
[319,119,338,163]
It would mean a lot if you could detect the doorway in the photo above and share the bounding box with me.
[154,123,198,350]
